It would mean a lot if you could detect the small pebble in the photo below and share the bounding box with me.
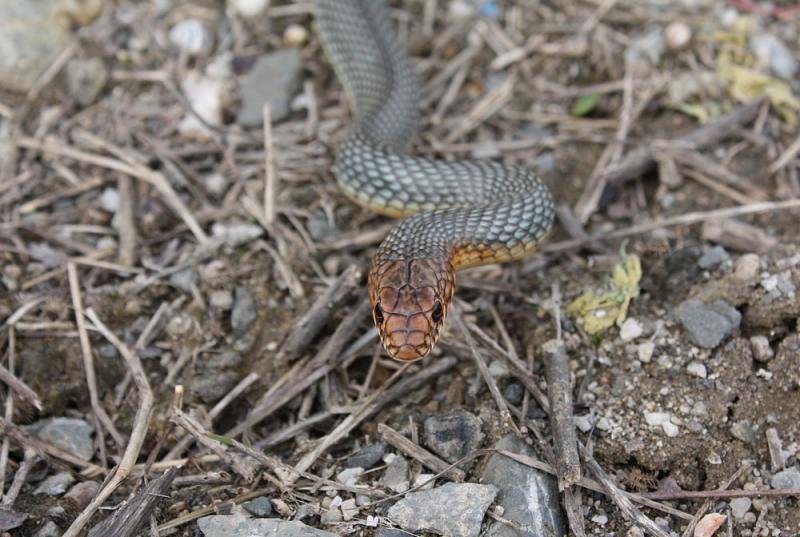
[638,342,655,363]
[730,497,751,519]
[34,472,75,496]
[733,254,760,281]
[697,246,730,269]
[209,289,234,309]
[337,467,363,487]
[242,496,272,517]
[229,0,270,18]
[687,361,707,378]
[771,467,800,489]
[662,421,679,437]
[665,21,691,50]
[620,318,643,342]
[169,19,213,55]
[33,521,60,537]
[750,336,773,362]
[596,417,612,431]
[645,412,670,426]
[283,24,308,46]
[731,420,756,444]
[575,415,593,432]
[64,481,100,510]
[100,188,119,212]
[591,514,609,525]
[749,32,798,80]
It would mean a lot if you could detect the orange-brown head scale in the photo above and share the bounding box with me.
[369,258,455,361]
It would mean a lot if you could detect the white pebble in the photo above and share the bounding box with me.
[169,19,213,55]
[620,318,643,342]
[661,421,679,437]
[687,361,707,378]
[645,412,670,426]
[100,188,119,212]
[733,254,760,281]
[209,290,233,309]
[229,0,269,18]
[591,514,609,525]
[337,467,363,487]
[638,342,655,363]
[750,336,773,361]
[284,24,308,46]
[365,515,379,527]
[665,21,691,50]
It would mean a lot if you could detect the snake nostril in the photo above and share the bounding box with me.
[373,303,385,324]
[431,301,444,323]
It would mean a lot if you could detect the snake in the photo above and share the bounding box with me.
[314,0,555,361]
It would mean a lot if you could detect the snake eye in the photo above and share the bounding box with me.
[373,303,384,324]
[431,301,444,323]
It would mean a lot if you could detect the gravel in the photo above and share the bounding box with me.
[675,299,741,349]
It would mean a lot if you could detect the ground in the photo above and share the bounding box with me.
[0,0,798,536]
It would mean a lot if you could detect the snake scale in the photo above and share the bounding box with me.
[314,0,555,361]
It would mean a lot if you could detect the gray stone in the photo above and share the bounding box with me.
[0,0,101,92]
[750,32,797,80]
[503,383,523,406]
[625,26,665,70]
[198,515,338,537]
[33,521,61,537]
[231,287,257,338]
[65,57,108,106]
[242,496,272,517]
[675,299,741,349]
[23,417,94,461]
[34,472,75,496]
[387,482,497,537]
[771,467,800,489]
[730,497,751,519]
[480,434,565,537]
[423,409,484,463]
[730,420,756,444]
[192,371,241,404]
[697,246,730,269]
[382,456,409,493]
[345,442,386,469]
[0,509,27,531]
[236,49,304,126]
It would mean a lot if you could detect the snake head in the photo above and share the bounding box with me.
[368,258,455,361]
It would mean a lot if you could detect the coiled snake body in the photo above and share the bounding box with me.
[314,0,555,361]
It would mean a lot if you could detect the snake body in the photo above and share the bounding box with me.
[314,0,555,361]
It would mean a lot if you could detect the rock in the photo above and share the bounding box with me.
[340,498,358,521]
[591,513,609,525]
[625,26,665,72]
[0,0,102,92]
[169,19,214,55]
[64,481,100,510]
[675,299,741,349]
[686,361,707,378]
[575,415,593,432]
[192,371,241,404]
[730,420,756,444]
[503,383,523,406]
[210,289,234,309]
[231,287,257,338]
[0,509,27,531]
[749,32,797,80]
[693,513,726,537]
[34,472,75,496]
[179,71,226,141]
[228,0,270,18]
[33,521,61,537]
[665,21,691,50]
[382,455,409,493]
[480,434,564,537]
[198,515,338,537]
[236,49,304,126]
[65,58,108,106]
[644,412,670,427]
[423,409,484,463]
[619,318,643,342]
[24,417,94,461]
[337,467,363,487]
[387,482,497,537]
[638,342,655,362]
[242,496,272,517]
[284,24,309,47]
[662,422,679,438]
[771,467,800,489]
[733,254,760,281]
[750,335,773,361]
[376,530,408,537]
[211,222,264,247]
[345,442,385,469]
[697,246,730,269]
[730,497,751,519]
